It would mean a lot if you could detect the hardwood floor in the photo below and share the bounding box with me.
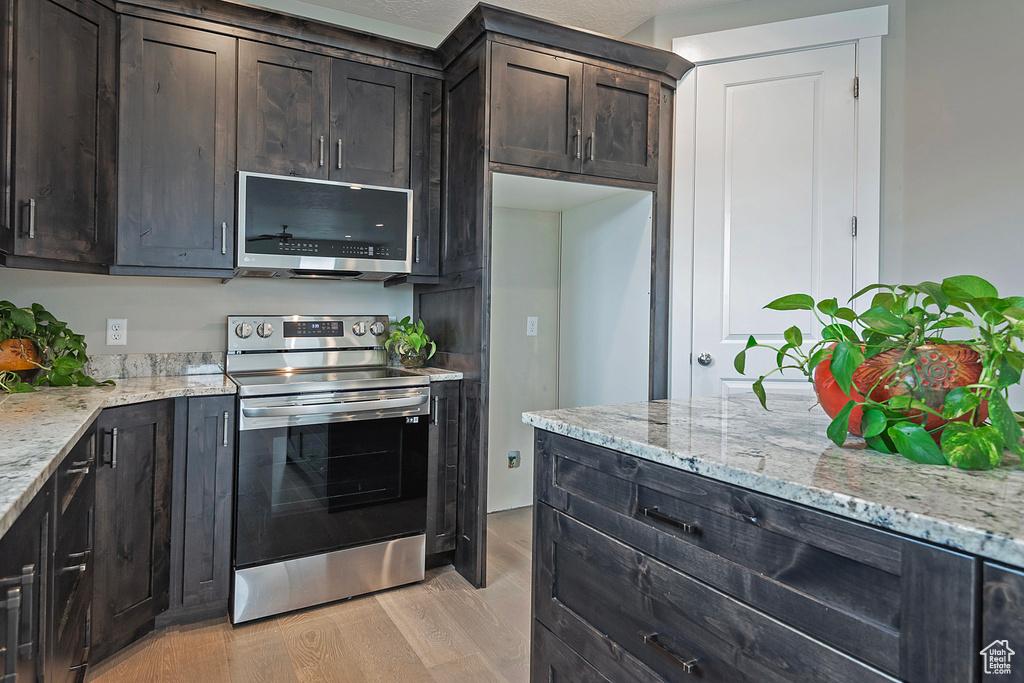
[87,507,533,683]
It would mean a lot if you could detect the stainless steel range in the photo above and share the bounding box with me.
[226,314,430,623]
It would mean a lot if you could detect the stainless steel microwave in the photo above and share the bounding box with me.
[235,172,414,280]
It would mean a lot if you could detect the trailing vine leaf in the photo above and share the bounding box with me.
[826,401,855,447]
[858,306,913,336]
[988,391,1024,457]
[941,423,1003,469]
[784,326,803,347]
[887,423,946,465]
[751,377,767,409]
[830,342,864,395]
[941,387,981,419]
[860,408,887,439]
[764,294,814,311]
[816,298,839,316]
[733,335,757,374]
[942,275,998,300]
[864,433,894,454]
[849,283,892,302]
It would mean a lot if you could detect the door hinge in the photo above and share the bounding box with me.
[852,216,858,237]
[853,76,860,99]
[689,352,693,365]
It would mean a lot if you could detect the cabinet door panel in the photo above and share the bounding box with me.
[582,65,658,183]
[238,41,330,179]
[12,0,116,263]
[182,396,235,607]
[331,60,410,187]
[983,562,1024,679]
[93,401,173,663]
[426,381,460,554]
[117,18,236,269]
[490,43,582,173]
[410,75,441,276]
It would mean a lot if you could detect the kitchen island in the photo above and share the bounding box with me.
[524,393,1024,682]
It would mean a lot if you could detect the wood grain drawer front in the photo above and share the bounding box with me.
[534,431,980,682]
[532,621,613,683]
[984,561,1024,680]
[535,504,895,683]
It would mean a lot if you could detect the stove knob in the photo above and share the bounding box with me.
[369,321,386,336]
[352,321,368,337]
[257,322,274,338]
[235,323,253,339]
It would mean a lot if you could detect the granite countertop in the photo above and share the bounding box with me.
[0,375,236,537]
[523,392,1024,568]
[393,367,464,382]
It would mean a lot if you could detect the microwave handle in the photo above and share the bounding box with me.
[242,394,427,419]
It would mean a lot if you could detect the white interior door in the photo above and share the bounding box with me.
[690,44,858,397]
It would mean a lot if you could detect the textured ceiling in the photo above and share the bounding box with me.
[299,0,727,42]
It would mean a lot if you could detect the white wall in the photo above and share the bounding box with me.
[487,208,561,512]
[559,192,652,409]
[0,269,413,355]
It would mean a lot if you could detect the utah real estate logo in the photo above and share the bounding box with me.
[980,639,1015,675]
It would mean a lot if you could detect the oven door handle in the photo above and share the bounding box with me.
[241,394,428,418]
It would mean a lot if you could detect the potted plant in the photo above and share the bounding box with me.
[0,301,113,393]
[384,316,437,369]
[734,275,1024,470]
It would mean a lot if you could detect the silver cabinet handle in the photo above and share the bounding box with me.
[23,199,36,239]
[415,236,421,264]
[588,133,595,161]
[574,128,581,159]
[3,585,21,676]
[641,506,698,534]
[61,552,90,575]
[432,395,440,425]
[221,222,227,255]
[319,136,325,167]
[337,139,343,170]
[638,632,697,674]
[223,411,230,447]
[109,427,118,469]
[66,458,94,476]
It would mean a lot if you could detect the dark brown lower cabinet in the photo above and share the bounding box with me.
[0,481,50,683]
[426,381,460,554]
[984,563,1024,681]
[46,423,96,683]
[92,401,173,663]
[532,430,990,683]
[161,396,235,625]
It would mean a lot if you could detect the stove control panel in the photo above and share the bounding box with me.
[227,315,391,353]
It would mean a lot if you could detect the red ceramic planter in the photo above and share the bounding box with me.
[814,343,987,439]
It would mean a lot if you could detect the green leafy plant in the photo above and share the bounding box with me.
[384,317,436,360]
[0,301,113,393]
[734,275,1024,469]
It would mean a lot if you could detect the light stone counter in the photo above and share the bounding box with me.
[393,367,464,382]
[0,375,236,537]
[524,392,1024,568]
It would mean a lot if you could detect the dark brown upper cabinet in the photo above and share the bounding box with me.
[7,0,116,267]
[237,41,331,179]
[582,65,659,184]
[410,75,442,276]
[330,60,411,188]
[92,401,173,664]
[116,18,237,272]
[489,44,659,184]
[490,43,583,173]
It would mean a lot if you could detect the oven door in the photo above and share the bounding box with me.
[235,388,429,569]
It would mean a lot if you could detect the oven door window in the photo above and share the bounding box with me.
[235,416,427,568]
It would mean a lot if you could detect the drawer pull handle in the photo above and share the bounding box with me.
[62,551,90,574]
[640,506,698,534]
[638,632,697,674]
[66,458,94,476]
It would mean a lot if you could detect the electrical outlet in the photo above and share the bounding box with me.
[106,318,127,346]
[508,451,521,468]
[526,317,538,337]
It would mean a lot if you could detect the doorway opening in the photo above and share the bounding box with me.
[487,173,653,512]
